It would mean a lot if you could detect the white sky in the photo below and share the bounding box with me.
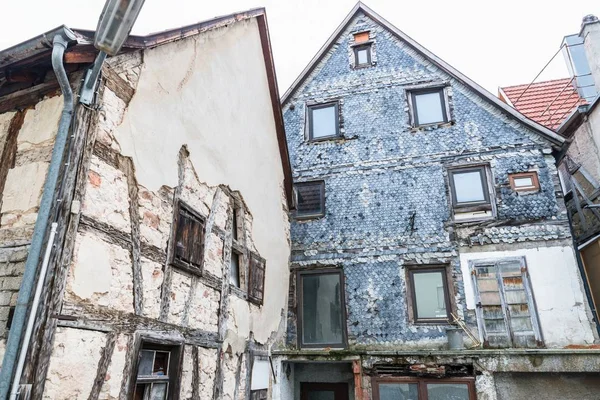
[1,0,598,94]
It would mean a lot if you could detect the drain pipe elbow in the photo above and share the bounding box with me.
[0,28,76,400]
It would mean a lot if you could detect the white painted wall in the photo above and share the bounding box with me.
[113,18,290,344]
[459,246,596,347]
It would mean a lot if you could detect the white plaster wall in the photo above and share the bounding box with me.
[113,18,290,344]
[582,20,600,92]
[459,246,596,347]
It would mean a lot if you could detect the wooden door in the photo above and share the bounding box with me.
[301,383,349,400]
[580,239,600,316]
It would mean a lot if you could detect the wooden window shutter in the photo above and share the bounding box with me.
[295,181,325,217]
[248,252,266,305]
[173,203,205,272]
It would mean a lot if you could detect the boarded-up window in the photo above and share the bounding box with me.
[295,181,325,218]
[470,257,542,348]
[248,252,266,305]
[172,202,205,273]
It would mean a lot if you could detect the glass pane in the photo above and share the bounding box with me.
[426,383,470,400]
[452,171,485,203]
[476,278,498,292]
[504,290,526,304]
[412,271,447,319]
[311,105,337,138]
[153,351,169,376]
[357,48,369,65]
[513,177,533,187]
[230,253,240,287]
[510,316,533,332]
[138,350,154,376]
[499,261,522,276]
[307,391,335,400]
[379,383,419,400]
[479,291,501,305]
[414,91,445,125]
[134,384,147,400]
[475,265,495,278]
[150,382,168,400]
[301,273,343,345]
[484,317,507,333]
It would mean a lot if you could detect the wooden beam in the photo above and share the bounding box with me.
[64,51,97,64]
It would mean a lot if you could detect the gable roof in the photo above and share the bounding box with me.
[0,8,294,209]
[281,2,566,148]
[499,78,586,130]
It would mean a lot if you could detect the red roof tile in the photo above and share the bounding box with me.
[499,78,586,131]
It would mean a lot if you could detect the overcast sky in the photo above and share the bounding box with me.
[1,1,598,94]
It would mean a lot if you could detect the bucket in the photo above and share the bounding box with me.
[446,327,464,350]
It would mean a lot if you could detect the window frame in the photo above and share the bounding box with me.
[170,201,206,276]
[307,102,341,141]
[448,166,492,212]
[469,257,544,348]
[372,376,476,400]
[294,181,326,219]
[509,171,540,192]
[297,268,348,349]
[406,265,453,324]
[132,341,182,400]
[409,87,449,127]
[353,43,372,67]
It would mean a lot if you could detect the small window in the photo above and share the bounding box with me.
[354,44,372,67]
[248,252,266,305]
[374,378,475,400]
[230,251,241,287]
[298,270,346,348]
[133,343,180,400]
[172,202,205,273]
[509,172,540,192]
[410,88,448,126]
[407,266,451,323]
[295,181,325,219]
[448,166,493,221]
[471,257,542,348]
[308,102,340,140]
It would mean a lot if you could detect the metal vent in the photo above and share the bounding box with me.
[295,181,325,217]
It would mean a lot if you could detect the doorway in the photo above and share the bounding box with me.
[301,383,349,400]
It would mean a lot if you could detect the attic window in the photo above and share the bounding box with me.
[354,44,372,67]
[308,102,340,140]
[295,181,325,219]
[509,172,540,192]
[409,87,449,126]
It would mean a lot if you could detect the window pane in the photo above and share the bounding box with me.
[307,391,335,400]
[412,271,447,319]
[296,182,324,216]
[230,253,240,287]
[311,105,337,138]
[138,350,154,376]
[452,171,485,203]
[426,383,470,400]
[357,48,369,65]
[513,177,533,187]
[414,91,445,125]
[379,383,419,400]
[153,351,169,376]
[134,384,147,400]
[301,273,343,345]
[150,382,168,400]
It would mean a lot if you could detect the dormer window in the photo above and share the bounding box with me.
[409,87,449,127]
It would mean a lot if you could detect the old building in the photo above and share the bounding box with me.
[274,3,600,400]
[500,14,600,342]
[0,8,292,400]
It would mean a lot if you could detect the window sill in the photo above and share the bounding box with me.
[307,135,351,143]
[294,213,325,221]
[410,121,454,131]
[450,216,495,225]
[352,63,375,70]
[171,261,203,278]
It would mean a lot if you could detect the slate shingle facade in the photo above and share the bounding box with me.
[283,11,575,349]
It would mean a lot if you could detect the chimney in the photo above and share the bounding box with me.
[581,14,600,94]
[562,15,599,102]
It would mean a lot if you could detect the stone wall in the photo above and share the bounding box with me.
[0,95,62,361]
[282,11,591,349]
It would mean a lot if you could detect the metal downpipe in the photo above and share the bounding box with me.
[0,30,76,399]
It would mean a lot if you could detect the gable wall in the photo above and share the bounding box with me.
[283,12,593,349]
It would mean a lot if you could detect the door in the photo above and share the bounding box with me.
[301,383,349,400]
